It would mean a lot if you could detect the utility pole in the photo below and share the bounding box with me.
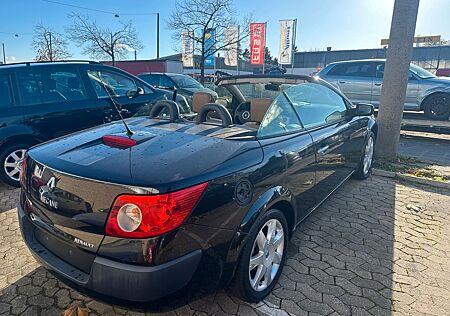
[156,13,160,59]
[375,0,420,159]
[2,43,5,64]
[48,32,53,61]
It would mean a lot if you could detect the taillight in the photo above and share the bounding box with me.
[20,156,27,186]
[105,182,208,238]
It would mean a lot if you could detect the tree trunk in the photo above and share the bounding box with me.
[375,0,419,159]
[111,52,115,67]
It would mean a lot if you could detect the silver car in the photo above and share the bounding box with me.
[317,59,450,120]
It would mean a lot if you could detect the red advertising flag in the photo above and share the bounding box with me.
[250,23,265,65]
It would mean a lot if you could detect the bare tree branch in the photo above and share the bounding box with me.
[167,0,252,82]
[32,23,71,61]
[66,13,143,65]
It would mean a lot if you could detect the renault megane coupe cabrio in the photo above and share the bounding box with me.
[18,74,377,302]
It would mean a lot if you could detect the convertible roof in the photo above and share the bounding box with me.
[216,74,315,86]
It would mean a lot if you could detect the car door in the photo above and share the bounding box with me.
[256,93,317,221]
[85,68,157,121]
[372,62,420,110]
[287,81,366,203]
[325,62,374,105]
[15,66,95,139]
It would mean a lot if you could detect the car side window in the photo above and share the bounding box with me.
[141,74,159,87]
[327,62,374,77]
[87,70,137,98]
[287,83,348,129]
[50,71,87,101]
[375,63,385,78]
[159,75,174,88]
[17,69,87,106]
[257,94,303,138]
[0,75,13,107]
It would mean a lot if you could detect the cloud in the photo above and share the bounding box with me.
[6,56,16,62]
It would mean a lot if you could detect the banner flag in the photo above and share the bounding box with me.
[181,32,194,67]
[224,26,239,66]
[250,23,265,65]
[204,28,216,66]
[278,19,296,65]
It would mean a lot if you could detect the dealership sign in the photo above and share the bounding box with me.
[278,19,297,65]
[250,23,265,65]
[224,26,239,67]
[181,32,194,67]
[204,28,216,66]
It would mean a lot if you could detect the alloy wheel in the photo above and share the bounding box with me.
[363,137,374,175]
[3,149,27,182]
[248,218,285,292]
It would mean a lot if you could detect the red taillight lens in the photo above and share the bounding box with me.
[102,135,137,149]
[105,182,208,238]
[20,156,27,186]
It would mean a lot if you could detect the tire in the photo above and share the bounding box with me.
[0,143,30,187]
[232,209,288,302]
[423,93,450,120]
[353,131,375,180]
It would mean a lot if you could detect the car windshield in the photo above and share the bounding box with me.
[410,64,435,79]
[228,83,296,101]
[171,75,204,89]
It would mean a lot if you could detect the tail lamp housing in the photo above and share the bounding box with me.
[105,182,208,238]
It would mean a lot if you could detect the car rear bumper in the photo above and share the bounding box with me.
[17,204,202,302]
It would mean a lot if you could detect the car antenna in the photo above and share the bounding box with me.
[96,72,134,136]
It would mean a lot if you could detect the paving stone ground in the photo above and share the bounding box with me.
[0,176,449,316]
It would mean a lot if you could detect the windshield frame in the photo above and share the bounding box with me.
[410,64,436,79]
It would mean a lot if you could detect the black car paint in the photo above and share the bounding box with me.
[19,75,377,302]
[0,62,175,156]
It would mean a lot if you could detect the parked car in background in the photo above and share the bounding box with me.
[436,68,450,77]
[317,59,450,120]
[19,74,377,303]
[138,72,218,103]
[0,61,184,187]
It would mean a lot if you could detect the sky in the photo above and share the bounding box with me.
[0,0,449,63]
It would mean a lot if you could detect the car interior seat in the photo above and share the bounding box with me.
[192,92,214,113]
[244,98,273,129]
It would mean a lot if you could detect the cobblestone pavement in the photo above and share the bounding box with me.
[0,176,449,316]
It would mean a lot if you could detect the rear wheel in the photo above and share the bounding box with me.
[0,143,29,187]
[353,131,375,180]
[423,93,450,120]
[232,209,288,302]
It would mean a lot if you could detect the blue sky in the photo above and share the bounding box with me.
[1,0,449,62]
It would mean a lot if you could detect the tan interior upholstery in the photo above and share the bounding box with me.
[250,98,272,123]
[192,92,213,113]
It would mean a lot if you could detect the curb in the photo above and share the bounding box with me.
[372,168,450,190]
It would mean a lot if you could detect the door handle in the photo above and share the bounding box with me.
[339,81,346,84]
[375,83,382,86]
[317,145,329,155]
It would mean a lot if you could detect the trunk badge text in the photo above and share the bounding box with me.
[74,238,95,248]
[39,176,59,209]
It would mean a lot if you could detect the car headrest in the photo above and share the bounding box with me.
[67,77,80,90]
[192,92,213,113]
[250,98,272,123]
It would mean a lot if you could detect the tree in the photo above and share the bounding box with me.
[168,0,251,83]
[240,48,250,62]
[32,23,71,61]
[264,47,278,65]
[67,13,143,66]
[375,0,419,159]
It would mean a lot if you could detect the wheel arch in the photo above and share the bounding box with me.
[419,91,450,111]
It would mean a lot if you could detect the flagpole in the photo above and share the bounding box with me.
[262,22,267,74]
[291,19,297,74]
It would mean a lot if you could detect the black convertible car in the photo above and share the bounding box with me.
[18,74,376,303]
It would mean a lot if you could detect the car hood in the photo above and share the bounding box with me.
[28,118,262,193]
[424,76,450,85]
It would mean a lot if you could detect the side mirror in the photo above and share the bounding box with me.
[354,103,374,116]
[126,87,144,99]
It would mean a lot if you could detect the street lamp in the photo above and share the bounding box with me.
[1,33,19,64]
[114,12,160,59]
